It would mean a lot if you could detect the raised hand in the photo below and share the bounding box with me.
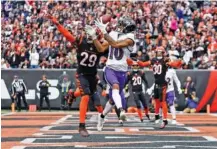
[84,25,97,40]
[94,18,109,34]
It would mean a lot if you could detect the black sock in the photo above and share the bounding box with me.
[101,114,105,119]
[79,123,85,128]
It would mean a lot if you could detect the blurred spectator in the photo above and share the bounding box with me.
[29,48,39,68]
[182,76,198,113]
[1,1,217,70]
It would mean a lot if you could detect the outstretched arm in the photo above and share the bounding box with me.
[137,60,151,67]
[104,34,134,48]
[93,39,109,53]
[47,15,76,43]
[167,60,183,68]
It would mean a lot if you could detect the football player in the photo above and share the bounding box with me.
[85,16,136,131]
[126,63,150,122]
[130,47,182,128]
[47,14,105,137]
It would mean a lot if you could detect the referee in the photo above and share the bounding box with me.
[39,75,51,111]
[11,75,28,111]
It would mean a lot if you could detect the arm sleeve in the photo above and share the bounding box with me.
[56,24,76,43]
[98,80,106,90]
[149,83,155,93]
[138,60,151,67]
[141,72,149,88]
[22,81,28,92]
[11,84,15,95]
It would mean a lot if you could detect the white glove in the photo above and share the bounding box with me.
[84,25,97,40]
[94,18,108,34]
[178,88,182,94]
[146,88,152,95]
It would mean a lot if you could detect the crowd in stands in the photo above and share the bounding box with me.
[1,1,217,70]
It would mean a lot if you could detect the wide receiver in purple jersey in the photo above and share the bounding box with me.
[85,16,136,131]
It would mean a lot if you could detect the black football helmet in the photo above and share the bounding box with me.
[117,16,136,33]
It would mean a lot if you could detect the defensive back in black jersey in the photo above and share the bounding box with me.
[151,58,168,86]
[76,37,103,75]
[127,71,149,92]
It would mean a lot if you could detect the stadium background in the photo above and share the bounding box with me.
[1,69,217,112]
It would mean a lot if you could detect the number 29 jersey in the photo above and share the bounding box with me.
[77,38,103,75]
[106,31,135,72]
[151,58,168,86]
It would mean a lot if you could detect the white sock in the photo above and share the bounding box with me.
[112,89,122,109]
[102,101,114,116]
[159,108,162,117]
[170,104,176,120]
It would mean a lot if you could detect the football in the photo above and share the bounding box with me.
[101,14,112,24]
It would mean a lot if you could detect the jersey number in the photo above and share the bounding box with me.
[109,48,124,60]
[80,52,97,67]
[153,65,162,75]
[166,77,171,85]
[132,77,142,86]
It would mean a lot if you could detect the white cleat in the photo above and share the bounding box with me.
[120,110,126,121]
[119,119,123,126]
[155,119,160,124]
[97,114,104,131]
[171,119,177,125]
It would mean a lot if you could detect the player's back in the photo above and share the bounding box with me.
[106,31,135,72]
[151,58,168,85]
[165,68,175,92]
[77,38,102,75]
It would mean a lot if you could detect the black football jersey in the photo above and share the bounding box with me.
[127,71,149,92]
[151,58,168,85]
[76,38,103,75]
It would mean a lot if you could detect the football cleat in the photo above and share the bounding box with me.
[120,110,127,121]
[160,120,168,129]
[119,119,123,126]
[97,114,104,131]
[79,126,89,137]
[171,119,177,125]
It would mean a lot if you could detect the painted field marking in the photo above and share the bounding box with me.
[203,136,217,141]
[184,127,200,132]
[129,128,139,132]
[11,146,26,149]
[75,145,88,148]
[40,126,54,131]
[105,136,138,139]
[1,112,15,116]
[51,115,72,124]
[115,128,125,132]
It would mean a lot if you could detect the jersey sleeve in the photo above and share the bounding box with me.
[141,72,149,88]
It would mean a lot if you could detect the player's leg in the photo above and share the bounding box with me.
[21,94,28,110]
[153,85,161,123]
[104,67,125,120]
[91,92,103,113]
[160,86,168,129]
[133,92,143,122]
[76,74,91,137]
[139,92,150,120]
[117,71,127,121]
[39,95,44,111]
[17,94,21,112]
[44,95,51,111]
[166,91,176,124]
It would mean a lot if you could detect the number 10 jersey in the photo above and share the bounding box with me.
[106,31,135,72]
